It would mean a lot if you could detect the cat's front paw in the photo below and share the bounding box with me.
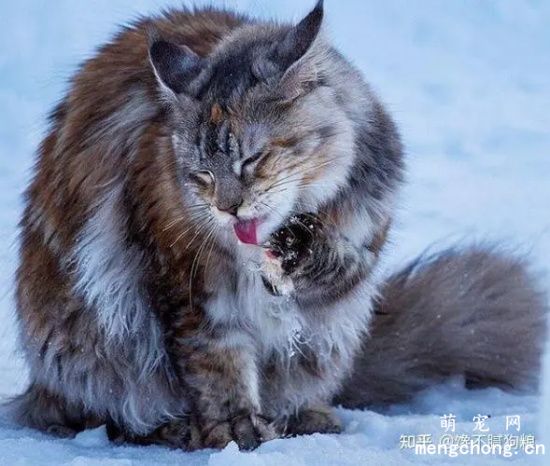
[261,213,324,295]
[202,413,276,451]
[280,407,342,437]
[106,416,201,450]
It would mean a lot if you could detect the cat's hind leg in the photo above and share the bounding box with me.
[5,382,101,438]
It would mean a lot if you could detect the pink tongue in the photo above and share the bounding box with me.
[234,219,258,245]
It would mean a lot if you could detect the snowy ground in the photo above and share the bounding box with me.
[1,1,549,464]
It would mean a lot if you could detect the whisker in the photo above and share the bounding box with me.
[169,215,211,248]
[268,179,335,196]
[263,195,334,231]
[259,201,309,241]
[185,202,210,209]
[163,204,210,232]
[184,218,214,251]
[188,222,217,310]
[204,224,220,274]
[265,157,343,193]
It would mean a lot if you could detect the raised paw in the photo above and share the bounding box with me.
[261,213,324,295]
[266,213,323,274]
[202,413,276,451]
[280,407,342,437]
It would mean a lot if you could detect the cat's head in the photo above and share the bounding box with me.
[149,1,355,245]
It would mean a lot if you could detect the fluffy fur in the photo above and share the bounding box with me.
[336,247,548,408]
[9,1,546,452]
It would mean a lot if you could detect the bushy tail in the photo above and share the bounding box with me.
[335,246,548,408]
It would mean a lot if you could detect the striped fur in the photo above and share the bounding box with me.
[10,2,544,453]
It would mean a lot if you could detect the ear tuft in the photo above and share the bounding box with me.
[275,0,324,69]
[149,39,204,96]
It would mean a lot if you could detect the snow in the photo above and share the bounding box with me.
[1,0,549,464]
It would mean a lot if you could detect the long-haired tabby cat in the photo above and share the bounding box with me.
[11,0,546,451]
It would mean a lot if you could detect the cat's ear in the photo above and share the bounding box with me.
[274,0,324,70]
[267,1,324,102]
[149,39,204,97]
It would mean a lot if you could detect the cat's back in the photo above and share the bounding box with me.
[55,8,247,152]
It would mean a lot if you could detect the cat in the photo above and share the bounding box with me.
[9,0,546,452]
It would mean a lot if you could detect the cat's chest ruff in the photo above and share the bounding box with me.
[206,261,304,352]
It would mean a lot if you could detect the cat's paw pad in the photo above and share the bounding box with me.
[266,213,322,273]
[261,254,295,296]
[261,213,323,294]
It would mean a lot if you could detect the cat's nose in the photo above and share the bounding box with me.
[216,200,242,216]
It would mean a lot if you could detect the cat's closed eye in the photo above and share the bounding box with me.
[242,151,263,170]
[242,150,271,174]
[191,170,214,186]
